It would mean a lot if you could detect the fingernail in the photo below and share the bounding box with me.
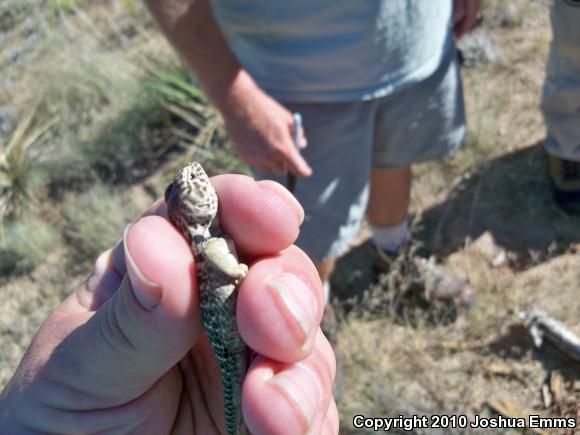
[267,273,317,347]
[268,362,322,429]
[124,224,161,310]
[111,238,127,276]
[259,181,305,224]
[85,272,99,293]
[85,249,113,293]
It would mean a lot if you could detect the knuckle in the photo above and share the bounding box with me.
[99,298,139,355]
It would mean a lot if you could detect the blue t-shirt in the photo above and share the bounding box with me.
[209,0,453,102]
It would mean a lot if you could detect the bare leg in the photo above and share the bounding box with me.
[313,166,411,286]
[367,166,411,227]
[314,166,411,282]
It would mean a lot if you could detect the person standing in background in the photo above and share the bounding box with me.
[145,0,480,315]
[542,0,580,214]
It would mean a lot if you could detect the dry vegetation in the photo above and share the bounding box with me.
[0,0,578,433]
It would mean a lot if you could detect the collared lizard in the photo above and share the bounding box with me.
[165,162,248,435]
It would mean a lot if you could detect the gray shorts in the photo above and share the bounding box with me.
[259,48,466,261]
[541,0,580,160]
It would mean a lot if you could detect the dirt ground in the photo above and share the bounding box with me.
[333,2,580,432]
[0,1,578,433]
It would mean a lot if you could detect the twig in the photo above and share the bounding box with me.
[520,309,580,362]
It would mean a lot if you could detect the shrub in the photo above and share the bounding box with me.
[0,214,58,276]
[61,184,138,269]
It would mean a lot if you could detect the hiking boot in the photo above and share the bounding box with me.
[371,243,476,308]
[548,153,580,214]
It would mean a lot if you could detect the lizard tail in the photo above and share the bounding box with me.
[200,280,247,435]
[220,350,246,435]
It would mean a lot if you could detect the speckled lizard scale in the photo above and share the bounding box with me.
[165,162,248,435]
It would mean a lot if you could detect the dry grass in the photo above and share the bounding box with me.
[335,2,580,430]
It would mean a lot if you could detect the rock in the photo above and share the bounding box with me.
[470,231,507,267]
[457,28,500,67]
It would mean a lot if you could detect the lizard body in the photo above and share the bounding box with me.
[165,162,248,435]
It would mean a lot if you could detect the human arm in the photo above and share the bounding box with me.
[144,0,311,177]
[453,0,481,39]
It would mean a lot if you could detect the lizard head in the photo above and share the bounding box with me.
[165,162,218,245]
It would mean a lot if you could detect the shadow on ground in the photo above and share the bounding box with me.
[332,142,580,303]
[417,142,580,270]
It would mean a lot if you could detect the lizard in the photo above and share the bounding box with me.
[164,162,248,435]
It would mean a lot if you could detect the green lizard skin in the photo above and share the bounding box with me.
[165,162,248,435]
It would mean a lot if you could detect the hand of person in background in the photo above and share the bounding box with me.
[220,79,311,177]
[145,0,311,179]
[453,0,481,39]
[0,175,337,435]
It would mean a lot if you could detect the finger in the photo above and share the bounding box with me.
[76,197,168,312]
[211,174,303,257]
[247,157,287,177]
[248,160,272,175]
[76,174,304,313]
[77,248,123,311]
[453,0,466,38]
[324,399,340,435]
[454,0,479,38]
[237,245,324,362]
[242,330,335,435]
[50,216,201,402]
[302,332,336,435]
[464,0,480,33]
[297,126,308,150]
[453,0,465,26]
[282,144,312,177]
[264,155,289,176]
[50,171,305,400]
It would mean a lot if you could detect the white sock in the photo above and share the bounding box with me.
[371,220,409,254]
[322,280,330,305]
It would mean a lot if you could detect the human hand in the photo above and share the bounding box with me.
[218,75,312,177]
[453,0,481,39]
[0,175,337,435]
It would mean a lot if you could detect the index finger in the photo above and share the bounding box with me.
[283,144,313,178]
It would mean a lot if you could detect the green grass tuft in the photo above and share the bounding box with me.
[0,0,36,32]
[0,214,58,276]
[61,185,138,269]
[49,0,88,15]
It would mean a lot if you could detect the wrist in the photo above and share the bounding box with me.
[206,69,263,120]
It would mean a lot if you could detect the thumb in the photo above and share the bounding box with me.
[50,216,201,402]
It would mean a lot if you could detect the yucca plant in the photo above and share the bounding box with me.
[144,62,216,146]
[144,61,248,174]
[0,107,57,230]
